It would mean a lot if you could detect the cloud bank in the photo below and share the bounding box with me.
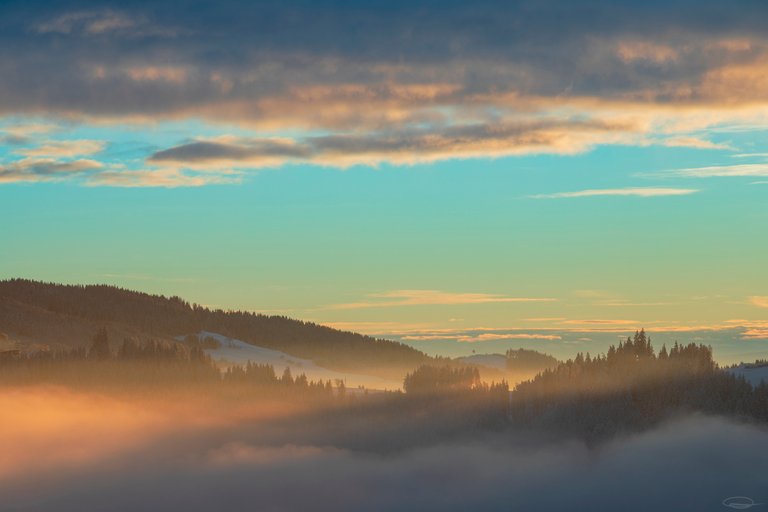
[2,1,768,184]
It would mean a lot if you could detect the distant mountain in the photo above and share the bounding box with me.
[0,279,429,376]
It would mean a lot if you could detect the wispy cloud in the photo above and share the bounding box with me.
[327,290,556,310]
[455,333,562,343]
[649,163,768,178]
[749,296,768,308]
[562,319,639,326]
[0,123,59,145]
[732,153,768,158]
[85,168,241,188]
[0,158,103,183]
[17,140,105,158]
[0,157,238,188]
[593,301,676,307]
[148,119,635,169]
[530,187,700,199]
[661,137,732,150]
[35,9,178,38]
[400,332,562,342]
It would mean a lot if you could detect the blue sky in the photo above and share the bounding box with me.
[1,0,767,361]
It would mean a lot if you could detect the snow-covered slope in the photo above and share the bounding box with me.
[188,331,398,390]
[726,364,768,387]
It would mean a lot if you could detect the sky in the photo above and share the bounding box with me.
[1,0,767,361]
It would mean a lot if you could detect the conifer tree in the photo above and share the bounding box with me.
[88,328,111,360]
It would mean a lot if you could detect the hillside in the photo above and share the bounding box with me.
[0,279,429,376]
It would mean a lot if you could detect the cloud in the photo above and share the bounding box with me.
[0,1,767,183]
[0,158,102,183]
[651,163,768,178]
[400,333,561,342]
[148,119,634,169]
[149,137,312,168]
[0,123,59,145]
[85,168,241,188]
[35,9,177,38]
[530,187,700,199]
[0,157,237,188]
[593,301,676,307]
[455,333,562,343]
[660,136,732,150]
[615,41,679,64]
[742,327,768,339]
[327,290,556,310]
[562,319,639,326]
[7,2,768,119]
[749,296,768,308]
[725,319,768,340]
[17,140,105,158]
[0,130,241,186]
[126,66,188,84]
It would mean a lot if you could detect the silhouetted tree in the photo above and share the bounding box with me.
[88,328,111,360]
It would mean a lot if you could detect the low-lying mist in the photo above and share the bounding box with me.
[3,386,767,512]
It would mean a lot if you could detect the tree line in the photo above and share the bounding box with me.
[511,329,768,439]
[0,279,429,374]
[0,328,350,401]
[400,330,768,440]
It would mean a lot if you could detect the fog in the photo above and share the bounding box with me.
[2,387,767,512]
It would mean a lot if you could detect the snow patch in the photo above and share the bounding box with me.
[186,331,398,390]
[726,364,768,387]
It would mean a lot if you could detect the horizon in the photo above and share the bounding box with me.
[1,277,761,365]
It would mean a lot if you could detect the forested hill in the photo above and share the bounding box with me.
[0,279,429,373]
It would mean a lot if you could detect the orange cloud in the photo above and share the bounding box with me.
[17,139,105,158]
[455,333,562,343]
[661,136,732,150]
